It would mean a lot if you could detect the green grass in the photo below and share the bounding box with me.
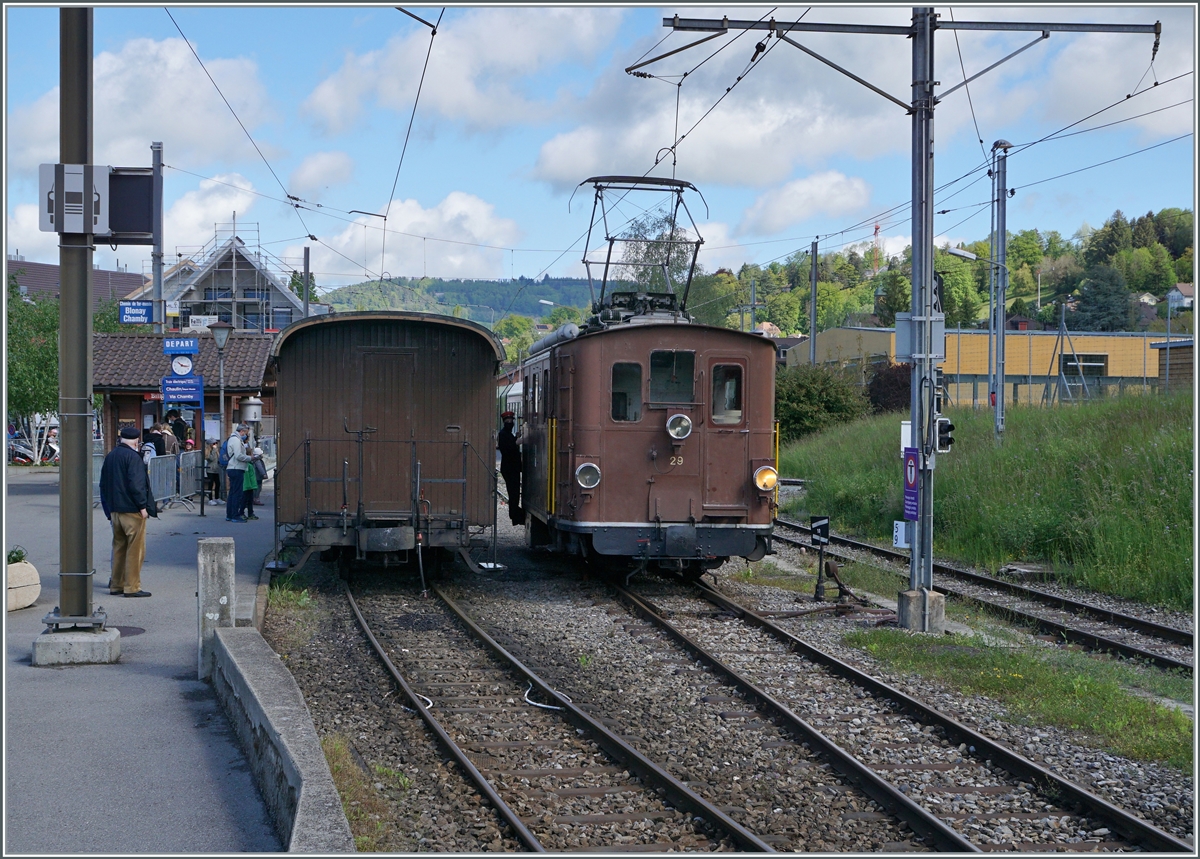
[843,628,1193,769]
[268,571,314,610]
[322,734,395,852]
[780,392,1194,609]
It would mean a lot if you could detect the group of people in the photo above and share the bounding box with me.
[139,410,196,463]
[214,423,268,523]
[99,417,271,599]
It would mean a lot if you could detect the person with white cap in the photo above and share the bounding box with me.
[99,426,158,597]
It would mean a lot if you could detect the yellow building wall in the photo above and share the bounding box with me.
[790,327,1175,381]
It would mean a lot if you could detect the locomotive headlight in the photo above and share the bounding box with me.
[754,466,778,492]
[666,413,693,440]
[575,462,601,489]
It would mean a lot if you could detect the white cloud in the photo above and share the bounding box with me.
[695,221,754,274]
[164,174,258,252]
[7,37,275,175]
[5,204,61,264]
[304,8,626,134]
[740,171,871,235]
[291,191,521,285]
[289,152,355,199]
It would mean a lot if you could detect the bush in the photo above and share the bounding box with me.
[866,361,911,413]
[775,364,870,443]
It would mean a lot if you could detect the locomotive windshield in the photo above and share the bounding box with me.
[712,365,743,425]
[649,350,695,405]
[611,363,643,422]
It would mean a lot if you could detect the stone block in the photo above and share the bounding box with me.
[198,537,236,681]
[7,561,42,612]
[32,627,121,666]
[897,589,945,634]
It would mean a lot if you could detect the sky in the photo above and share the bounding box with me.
[4,4,1196,295]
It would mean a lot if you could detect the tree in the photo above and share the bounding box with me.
[1132,211,1158,249]
[865,361,911,413]
[1083,210,1133,268]
[933,252,982,328]
[494,314,536,363]
[1043,230,1073,259]
[874,270,910,326]
[544,304,583,327]
[1154,207,1194,258]
[774,365,869,442]
[288,270,319,303]
[1175,247,1193,285]
[617,211,699,294]
[1009,297,1031,319]
[1007,229,1044,272]
[688,270,740,327]
[7,270,60,459]
[764,290,801,335]
[1070,266,1132,331]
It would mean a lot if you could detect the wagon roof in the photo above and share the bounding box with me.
[271,309,505,361]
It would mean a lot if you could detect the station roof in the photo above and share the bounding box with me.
[93,332,274,391]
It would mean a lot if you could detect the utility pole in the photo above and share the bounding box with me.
[152,141,163,334]
[303,245,310,318]
[58,7,96,621]
[992,140,1013,441]
[657,8,1160,632]
[809,240,818,364]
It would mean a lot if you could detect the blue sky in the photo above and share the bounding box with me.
[5,5,1195,293]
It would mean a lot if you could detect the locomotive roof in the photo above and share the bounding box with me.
[271,309,505,361]
[574,318,780,347]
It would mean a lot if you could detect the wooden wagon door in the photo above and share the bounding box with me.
[704,359,749,512]
[361,351,414,516]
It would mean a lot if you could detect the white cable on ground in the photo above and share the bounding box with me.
[524,683,564,710]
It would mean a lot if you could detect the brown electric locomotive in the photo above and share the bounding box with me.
[518,177,778,576]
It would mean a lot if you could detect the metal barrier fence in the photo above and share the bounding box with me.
[179,450,204,500]
[92,452,104,507]
[148,455,178,508]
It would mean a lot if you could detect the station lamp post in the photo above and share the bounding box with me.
[208,320,233,443]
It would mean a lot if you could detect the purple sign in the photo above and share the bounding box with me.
[903,447,919,521]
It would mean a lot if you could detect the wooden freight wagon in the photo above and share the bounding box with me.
[272,311,504,563]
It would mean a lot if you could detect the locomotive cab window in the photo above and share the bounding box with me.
[712,364,743,425]
[649,350,695,405]
[611,362,643,422]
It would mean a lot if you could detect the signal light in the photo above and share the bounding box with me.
[753,466,778,491]
[575,462,601,489]
[666,413,693,440]
[936,417,955,453]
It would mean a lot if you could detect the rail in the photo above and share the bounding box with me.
[686,582,1193,853]
[773,517,1193,672]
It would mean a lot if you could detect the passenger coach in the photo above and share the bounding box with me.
[272,311,504,570]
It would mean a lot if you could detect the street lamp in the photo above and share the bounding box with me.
[208,318,233,446]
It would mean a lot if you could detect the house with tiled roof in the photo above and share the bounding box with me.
[124,233,327,333]
[93,332,275,450]
[1166,283,1194,310]
[5,255,146,310]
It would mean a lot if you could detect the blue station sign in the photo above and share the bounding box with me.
[162,374,204,404]
[163,337,199,355]
[118,300,154,324]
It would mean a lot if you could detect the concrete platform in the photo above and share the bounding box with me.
[31,626,120,665]
[4,468,283,853]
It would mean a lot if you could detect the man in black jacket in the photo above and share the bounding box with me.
[100,426,157,597]
[497,411,525,526]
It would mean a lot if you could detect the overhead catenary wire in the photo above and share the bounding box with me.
[164,8,311,239]
[378,7,445,283]
[947,7,990,165]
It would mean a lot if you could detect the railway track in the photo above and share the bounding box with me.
[773,518,1194,674]
[344,580,770,852]
[619,577,1193,853]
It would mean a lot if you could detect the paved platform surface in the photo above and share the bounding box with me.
[4,467,283,854]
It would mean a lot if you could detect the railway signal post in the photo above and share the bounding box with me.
[659,7,1159,632]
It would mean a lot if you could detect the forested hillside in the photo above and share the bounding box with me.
[318,207,1193,359]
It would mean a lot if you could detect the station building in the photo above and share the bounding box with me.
[788,326,1193,407]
